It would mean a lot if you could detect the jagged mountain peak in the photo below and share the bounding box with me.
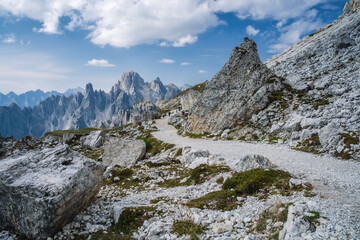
[119,71,145,94]
[342,0,360,17]
[0,71,180,138]
[85,83,94,94]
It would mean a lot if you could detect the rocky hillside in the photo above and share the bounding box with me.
[1,118,357,239]
[0,72,180,138]
[0,87,84,108]
[170,2,360,160]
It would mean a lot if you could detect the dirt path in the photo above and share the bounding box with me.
[153,117,360,237]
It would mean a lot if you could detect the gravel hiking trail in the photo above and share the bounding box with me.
[153,117,360,237]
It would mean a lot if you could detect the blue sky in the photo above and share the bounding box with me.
[0,0,347,94]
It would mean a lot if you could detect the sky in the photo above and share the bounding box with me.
[0,0,347,94]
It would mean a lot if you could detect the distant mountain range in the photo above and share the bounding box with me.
[0,71,181,138]
[0,87,85,108]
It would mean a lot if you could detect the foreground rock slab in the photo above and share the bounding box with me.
[102,137,146,167]
[0,145,104,239]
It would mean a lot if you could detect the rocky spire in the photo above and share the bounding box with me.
[341,0,360,18]
[185,38,281,134]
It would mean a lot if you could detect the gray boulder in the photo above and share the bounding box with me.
[231,154,276,172]
[102,137,146,167]
[0,145,104,239]
[279,204,315,240]
[80,130,106,149]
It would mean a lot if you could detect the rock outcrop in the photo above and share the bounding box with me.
[0,145,104,239]
[231,155,276,172]
[97,100,160,129]
[0,72,180,138]
[185,38,281,134]
[263,3,360,159]
[80,130,106,149]
[102,138,146,167]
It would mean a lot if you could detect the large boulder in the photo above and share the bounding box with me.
[230,154,276,172]
[102,138,146,167]
[0,145,104,239]
[80,130,106,149]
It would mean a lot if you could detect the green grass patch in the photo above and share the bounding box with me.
[268,136,281,144]
[150,196,170,204]
[186,190,239,211]
[335,132,359,159]
[255,203,291,232]
[77,148,104,160]
[137,132,175,156]
[145,159,181,168]
[222,168,291,196]
[159,164,230,188]
[103,167,150,189]
[172,220,206,240]
[295,134,321,154]
[306,211,321,225]
[184,164,230,185]
[185,132,209,139]
[116,206,156,234]
[187,168,295,211]
[43,127,101,138]
[174,82,207,99]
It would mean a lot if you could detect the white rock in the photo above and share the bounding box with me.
[212,221,233,234]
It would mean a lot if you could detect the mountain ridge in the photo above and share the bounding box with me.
[0,87,85,108]
[0,72,180,138]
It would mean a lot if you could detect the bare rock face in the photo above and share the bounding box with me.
[185,38,281,134]
[97,100,160,129]
[0,145,104,239]
[231,154,276,172]
[102,137,146,167]
[80,130,106,149]
[342,0,360,17]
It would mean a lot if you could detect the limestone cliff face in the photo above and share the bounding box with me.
[0,72,180,138]
[185,38,281,134]
[97,100,160,129]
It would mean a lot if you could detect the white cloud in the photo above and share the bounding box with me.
[181,62,192,66]
[86,59,115,67]
[268,9,323,53]
[2,33,16,43]
[0,0,324,48]
[246,25,259,36]
[173,34,198,47]
[198,70,206,74]
[159,59,175,64]
[159,42,169,47]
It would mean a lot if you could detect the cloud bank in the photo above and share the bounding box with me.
[0,0,325,51]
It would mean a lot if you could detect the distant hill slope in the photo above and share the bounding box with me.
[0,87,85,108]
[0,71,180,138]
